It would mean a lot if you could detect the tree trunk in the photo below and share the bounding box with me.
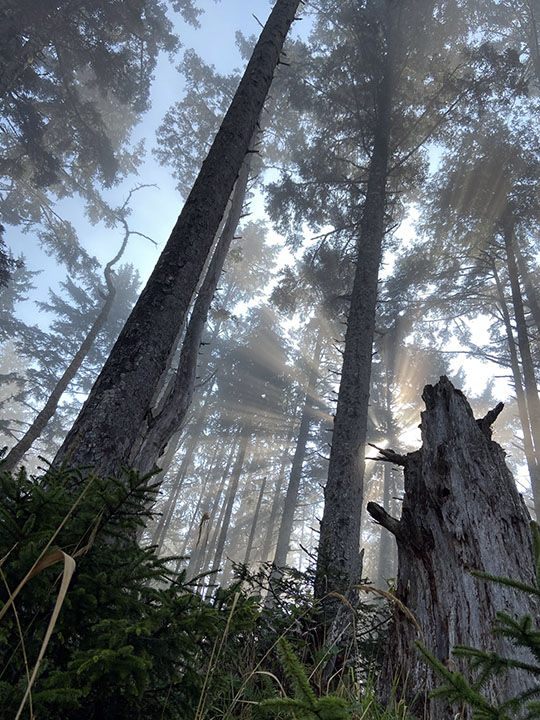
[515,240,540,341]
[3,234,129,472]
[367,376,536,719]
[130,135,256,473]
[211,426,251,575]
[53,0,302,477]
[503,220,540,515]
[260,443,291,562]
[315,61,392,606]
[243,476,267,566]
[273,329,322,568]
[492,258,540,518]
[198,433,241,578]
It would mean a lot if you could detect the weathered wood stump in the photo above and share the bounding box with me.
[367,376,537,719]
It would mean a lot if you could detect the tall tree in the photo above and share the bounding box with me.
[53,0,303,478]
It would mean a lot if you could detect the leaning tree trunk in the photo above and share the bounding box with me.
[3,231,130,472]
[53,0,302,477]
[130,133,256,474]
[367,376,537,719]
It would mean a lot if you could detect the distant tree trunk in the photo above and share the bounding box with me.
[376,462,396,588]
[53,0,302,477]
[261,448,290,562]
[151,397,213,549]
[492,259,540,518]
[367,376,537,719]
[131,135,257,473]
[515,240,540,340]
[503,219,540,514]
[243,476,267,565]
[315,59,393,608]
[273,329,322,569]
[198,433,241,576]
[211,426,251,575]
[3,234,129,472]
[152,464,188,551]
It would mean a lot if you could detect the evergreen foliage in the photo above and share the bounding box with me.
[417,523,540,719]
[260,637,352,719]
[0,462,260,719]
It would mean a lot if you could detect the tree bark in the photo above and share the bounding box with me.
[130,135,256,473]
[367,376,537,719]
[503,220,540,515]
[315,59,392,606]
[53,0,302,477]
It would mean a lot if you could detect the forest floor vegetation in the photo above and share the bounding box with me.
[2,461,538,719]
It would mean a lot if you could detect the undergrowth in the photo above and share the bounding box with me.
[0,462,414,719]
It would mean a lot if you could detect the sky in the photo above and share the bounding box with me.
[9,0,512,419]
[13,0,305,322]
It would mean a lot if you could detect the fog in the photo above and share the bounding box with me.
[2,0,539,593]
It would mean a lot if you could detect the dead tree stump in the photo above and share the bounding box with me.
[367,376,537,719]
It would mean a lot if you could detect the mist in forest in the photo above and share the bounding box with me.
[2,2,540,716]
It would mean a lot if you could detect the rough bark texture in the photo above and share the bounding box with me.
[130,138,256,474]
[53,0,302,477]
[367,376,537,719]
[315,64,392,605]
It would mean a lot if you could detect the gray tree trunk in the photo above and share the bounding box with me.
[53,0,302,477]
[211,427,251,575]
[130,136,256,473]
[503,220,540,515]
[243,476,267,566]
[3,232,129,472]
[260,446,290,562]
[315,60,393,606]
[492,258,540,518]
[272,329,323,568]
[367,376,537,719]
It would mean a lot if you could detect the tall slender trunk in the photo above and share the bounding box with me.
[315,64,393,604]
[53,0,302,477]
[196,438,239,582]
[273,329,323,568]
[151,394,212,548]
[514,240,540,340]
[3,234,129,472]
[492,258,540,518]
[131,136,257,473]
[211,426,251,575]
[503,219,540,514]
[260,448,290,562]
[152,465,188,551]
[243,476,267,565]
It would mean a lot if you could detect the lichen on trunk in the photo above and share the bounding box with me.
[368,376,537,719]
